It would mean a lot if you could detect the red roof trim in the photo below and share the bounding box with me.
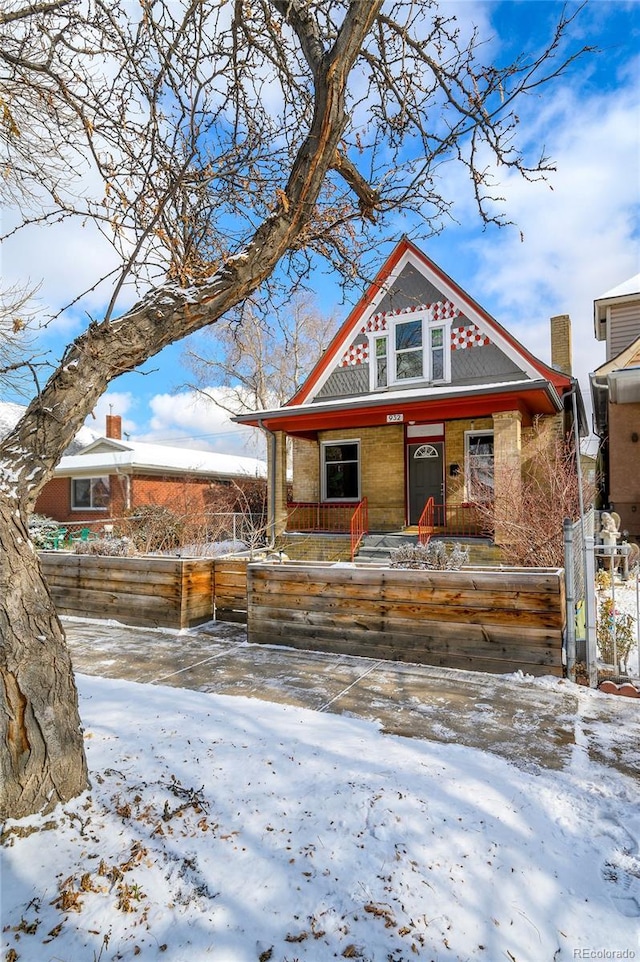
[258,386,559,437]
[288,238,572,406]
[289,238,413,405]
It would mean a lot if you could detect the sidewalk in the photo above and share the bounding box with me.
[64,616,640,782]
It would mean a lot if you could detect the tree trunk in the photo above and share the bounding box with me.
[0,0,383,820]
[0,496,88,820]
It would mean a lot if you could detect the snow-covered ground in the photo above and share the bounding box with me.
[2,667,639,962]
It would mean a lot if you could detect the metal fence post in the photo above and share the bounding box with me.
[563,517,576,678]
[584,534,598,687]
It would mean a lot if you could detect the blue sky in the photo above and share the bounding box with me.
[3,0,639,456]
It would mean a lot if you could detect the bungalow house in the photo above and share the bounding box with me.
[35,414,267,535]
[234,238,585,560]
[590,273,640,545]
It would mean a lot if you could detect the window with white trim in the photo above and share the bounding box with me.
[374,335,388,388]
[368,311,450,389]
[71,476,110,509]
[465,432,494,501]
[322,441,360,501]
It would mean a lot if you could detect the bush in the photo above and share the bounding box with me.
[389,540,469,570]
[27,514,61,548]
[74,537,132,556]
[596,596,637,673]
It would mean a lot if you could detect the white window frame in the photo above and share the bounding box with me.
[372,334,389,389]
[368,310,451,389]
[321,439,361,502]
[71,476,110,510]
[464,431,494,502]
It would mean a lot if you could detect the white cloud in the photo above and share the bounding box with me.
[84,391,138,439]
[459,75,640,429]
[133,387,265,457]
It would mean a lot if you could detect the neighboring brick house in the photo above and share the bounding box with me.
[234,238,586,556]
[35,414,266,533]
[590,273,640,545]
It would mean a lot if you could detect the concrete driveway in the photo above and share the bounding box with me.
[64,616,640,782]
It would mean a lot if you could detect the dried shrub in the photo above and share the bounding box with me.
[389,540,469,570]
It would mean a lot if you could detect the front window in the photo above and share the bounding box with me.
[465,432,494,501]
[71,476,110,509]
[323,441,360,501]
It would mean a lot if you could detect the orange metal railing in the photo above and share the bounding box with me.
[417,496,435,545]
[287,501,361,532]
[286,499,369,560]
[350,498,369,562]
[420,501,490,540]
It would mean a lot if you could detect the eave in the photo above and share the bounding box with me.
[235,380,564,439]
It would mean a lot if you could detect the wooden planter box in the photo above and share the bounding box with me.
[247,562,566,677]
[39,553,215,629]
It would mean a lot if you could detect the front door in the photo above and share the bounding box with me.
[408,442,443,525]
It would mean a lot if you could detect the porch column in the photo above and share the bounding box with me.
[267,430,288,538]
[492,410,522,546]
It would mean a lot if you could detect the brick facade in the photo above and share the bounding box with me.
[35,472,259,536]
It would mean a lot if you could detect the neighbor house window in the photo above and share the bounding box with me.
[368,312,450,389]
[71,476,110,509]
[465,432,494,501]
[322,441,360,501]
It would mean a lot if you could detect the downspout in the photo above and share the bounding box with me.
[257,418,277,549]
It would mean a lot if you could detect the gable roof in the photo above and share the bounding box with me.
[593,335,640,377]
[54,437,266,480]
[289,237,572,407]
[234,239,578,436]
[594,273,640,337]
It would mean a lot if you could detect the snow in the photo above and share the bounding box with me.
[55,439,267,479]
[2,657,639,961]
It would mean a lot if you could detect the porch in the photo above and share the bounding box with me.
[283,499,497,564]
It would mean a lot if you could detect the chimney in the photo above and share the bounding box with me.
[550,314,572,376]
[106,414,122,439]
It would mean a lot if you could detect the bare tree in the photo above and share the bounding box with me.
[473,422,596,567]
[184,295,338,415]
[0,0,593,818]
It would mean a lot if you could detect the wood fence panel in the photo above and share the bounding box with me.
[247,562,566,677]
[40,553,214,628]
[212,559,248,622]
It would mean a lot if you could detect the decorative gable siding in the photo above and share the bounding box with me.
[314,275,528,401]
[609,302,640,359]
[376,263,443,313]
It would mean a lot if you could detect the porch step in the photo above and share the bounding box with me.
[356,533,418,562]
[356,533,503,566]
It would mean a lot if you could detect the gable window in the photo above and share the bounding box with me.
[430,327,445,380]
[395,319,423,379]
[322,441,360,501]
[71,476,110,509]
[374,336,388,388]
[465,432,494,501]
[368,311,451,389]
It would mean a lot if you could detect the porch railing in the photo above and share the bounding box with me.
[350,498,369,562]
[287,501,362,533]
[419,501,490,541]
[418,496,435,545]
